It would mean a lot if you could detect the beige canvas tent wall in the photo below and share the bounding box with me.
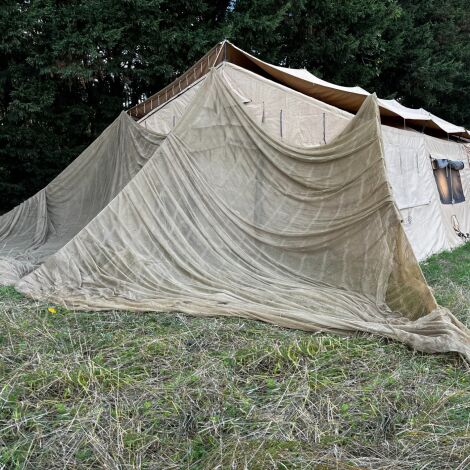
[138,60,470,261]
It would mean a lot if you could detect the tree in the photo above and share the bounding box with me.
[0,0,228,212]
[1,0,469,213]
[230,0,404,86]
[375,0,470,126]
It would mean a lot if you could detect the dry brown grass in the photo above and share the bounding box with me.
[0,244,469,469]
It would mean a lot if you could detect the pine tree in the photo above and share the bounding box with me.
[1,0,469,213]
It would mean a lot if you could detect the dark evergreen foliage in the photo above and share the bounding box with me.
[1,0,469,212]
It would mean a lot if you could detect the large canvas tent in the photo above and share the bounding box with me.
[134,42,470,261]
[1,43,469,360]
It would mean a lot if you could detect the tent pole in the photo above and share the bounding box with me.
[323,113,326,144]
[212,42,224,67]
[450,165,454,204]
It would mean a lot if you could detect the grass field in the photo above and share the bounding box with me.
[0,245,469,469]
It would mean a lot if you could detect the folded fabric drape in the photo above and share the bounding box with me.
[2,69,466,360]
[0,113,165,284]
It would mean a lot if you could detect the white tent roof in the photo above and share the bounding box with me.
[428,111,468,135]
[227,42,470,138]
[378,99,431,121]
[273,64,370,96]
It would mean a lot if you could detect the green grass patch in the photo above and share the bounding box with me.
[0,245,469,468]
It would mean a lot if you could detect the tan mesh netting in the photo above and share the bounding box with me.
[3,69,470,359]
[0,113,165,284]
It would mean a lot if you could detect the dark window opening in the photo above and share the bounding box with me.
[432,159,465,204]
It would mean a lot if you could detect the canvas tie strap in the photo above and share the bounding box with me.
[451,215,470,240]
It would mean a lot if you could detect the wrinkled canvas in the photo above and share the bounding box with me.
[8,70,469,359]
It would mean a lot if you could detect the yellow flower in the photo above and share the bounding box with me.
[48,307,57,314]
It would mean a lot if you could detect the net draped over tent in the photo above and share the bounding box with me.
[2,69,468,360]
[0,113,165,284]
[140,61,470,261]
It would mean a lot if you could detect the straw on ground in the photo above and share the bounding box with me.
[0,244,469,469]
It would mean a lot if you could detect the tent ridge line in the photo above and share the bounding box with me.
[128,41,227,120]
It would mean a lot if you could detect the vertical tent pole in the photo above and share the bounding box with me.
[450,165,454,204]
[323,113,326,144]
[212,43,224,67]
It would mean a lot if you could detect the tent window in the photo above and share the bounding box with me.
[432,159,465,204]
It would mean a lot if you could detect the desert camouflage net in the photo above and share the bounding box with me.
[0,113,165,284]
[0,69,462,360]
